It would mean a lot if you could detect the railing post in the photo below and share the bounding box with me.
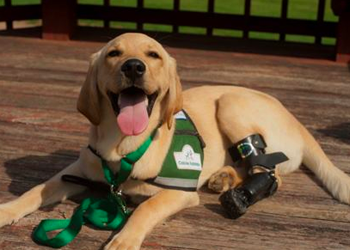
[104,0,110,28]
[332,0,350,63]
[315,0,326,45]
[137,0,144,31]
[279,0,288,41]
[42,0,77,40]
[173,0,180,33]
[243,0,251,39]
[207,0,214,36]
[4,0,13,30]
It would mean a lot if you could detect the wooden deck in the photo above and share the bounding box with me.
[0,36,349,250]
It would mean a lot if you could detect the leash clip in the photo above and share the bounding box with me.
[110,185,129,214]
[110,184,119,194]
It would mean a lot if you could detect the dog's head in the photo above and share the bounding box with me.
[77,33,182,136]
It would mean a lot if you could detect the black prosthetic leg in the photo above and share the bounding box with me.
[220,134,288,219]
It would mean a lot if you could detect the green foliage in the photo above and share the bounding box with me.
[213,29,243,37]
[110,21,137,30]
[180,0,208,12]
[179,26,207,35]
[215,0,245,14]
[250,32,280,40]
[322,37,336,45]
[110,0,137,7]
[144,0,173,9]
[78,0,103,5]
[251,0,282,17]
[143,23,173,32]
[78,19,104,27]
[11,0,41,5]
[286,34,315,43]
[288,0,319,20]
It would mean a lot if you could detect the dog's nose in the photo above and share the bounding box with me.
[121,59,146,80]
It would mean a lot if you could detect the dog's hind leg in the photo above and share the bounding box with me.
[215,91,305,177]
[0,149,90,228]
[212,91,306,217]
[215,90,350,212]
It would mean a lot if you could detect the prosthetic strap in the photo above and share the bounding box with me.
[220,134,288,219]
[228,134,288,170]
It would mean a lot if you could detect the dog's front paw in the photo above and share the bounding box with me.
[0,205,20,227]
[208,166,241,193]
[104,233,142,250]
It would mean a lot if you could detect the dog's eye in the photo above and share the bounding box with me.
[108,50,122,57]
[148,51,160,59]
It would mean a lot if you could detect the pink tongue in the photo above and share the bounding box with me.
[117,92,149,136]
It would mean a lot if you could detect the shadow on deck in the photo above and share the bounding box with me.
[318,122,350,144]
[3,150,78,196]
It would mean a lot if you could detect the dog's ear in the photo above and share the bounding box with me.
[164,57,183,129]
[77,52,101,126]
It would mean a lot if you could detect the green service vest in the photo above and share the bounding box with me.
[146,110,205,191]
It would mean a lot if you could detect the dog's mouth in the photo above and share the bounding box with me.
[108,86,158,136]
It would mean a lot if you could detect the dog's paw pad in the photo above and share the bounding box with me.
[0,207,19,228]
[208,169,235,193]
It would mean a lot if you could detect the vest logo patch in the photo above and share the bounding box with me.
[173,144,202,171]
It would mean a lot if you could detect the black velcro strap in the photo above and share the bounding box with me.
[228,134,266,162]
[247,152,289,169]
[249,134,267,149]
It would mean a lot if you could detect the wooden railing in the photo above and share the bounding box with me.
[76,0,337,43]
[0,0,349,62]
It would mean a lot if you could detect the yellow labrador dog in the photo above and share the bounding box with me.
[0,33,350,250]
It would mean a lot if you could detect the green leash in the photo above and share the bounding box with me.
[32,134,154,248]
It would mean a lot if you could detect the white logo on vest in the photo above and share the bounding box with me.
[173,144,202,171]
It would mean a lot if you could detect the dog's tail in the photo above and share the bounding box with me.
[301,126,350,204]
